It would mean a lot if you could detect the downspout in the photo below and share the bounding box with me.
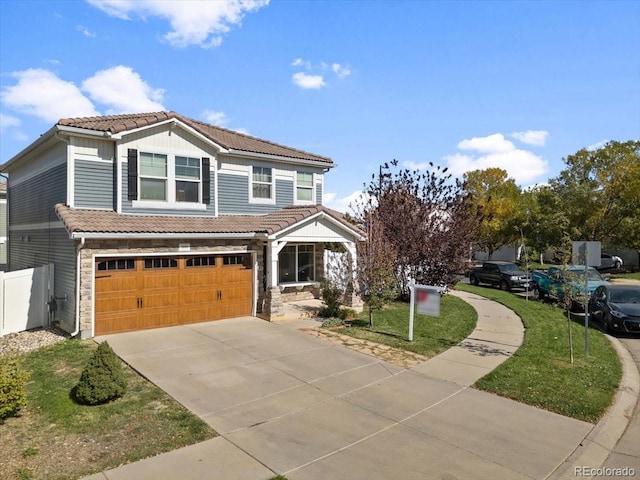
[71,236,85,337]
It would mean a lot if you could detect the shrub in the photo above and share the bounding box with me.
[321,317,345,328]
[0,356,29,421]
[319,280,344,318]
[74,341,127,405]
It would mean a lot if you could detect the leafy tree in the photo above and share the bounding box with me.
[550,140,640,249]
[463,168,523,259]
[353,160,481,299]
[520,185,571,257]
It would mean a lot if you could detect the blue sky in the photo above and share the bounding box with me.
[1,0,638,211]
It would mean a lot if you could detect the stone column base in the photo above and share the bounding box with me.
[343,284,364,312]
[263,286,285,320]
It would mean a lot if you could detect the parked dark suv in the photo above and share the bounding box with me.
[469,261,531,291]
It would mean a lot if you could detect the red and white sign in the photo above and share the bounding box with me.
[415,286,440,316]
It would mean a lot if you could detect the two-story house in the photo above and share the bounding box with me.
[1,112,363,338]
[0,182,7,271]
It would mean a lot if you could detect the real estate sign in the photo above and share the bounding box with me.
[409,284,441,341]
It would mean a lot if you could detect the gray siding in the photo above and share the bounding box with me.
[74,159,115,209]
[9,226,76,329]
[277,179,294,206]
[9,163,67,225]
[121,161,216,216]
[218,174,294,214]
[0,201,6,236]
[316,182,322,205]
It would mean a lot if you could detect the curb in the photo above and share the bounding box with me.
[547,334,640,479]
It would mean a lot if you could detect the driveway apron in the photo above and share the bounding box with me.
[90,293,595,480]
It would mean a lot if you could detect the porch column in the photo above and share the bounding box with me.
[343,241,363,311]
[264,240,286,319]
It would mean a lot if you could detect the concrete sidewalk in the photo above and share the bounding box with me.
[83,291,637,480]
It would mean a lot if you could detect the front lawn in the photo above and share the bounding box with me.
[1,340,215,480]
[457,284,621,423]
[610,271,640,281]
[340,295,477,358]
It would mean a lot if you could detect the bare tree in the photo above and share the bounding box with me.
[356,212,398,326]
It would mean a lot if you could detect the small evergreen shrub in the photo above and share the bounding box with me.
[0,356,29,421]
[321,317,345,328]
[74,341,127,405]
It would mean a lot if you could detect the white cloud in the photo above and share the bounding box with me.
[587,139,609,151]
[1,66,167,124]
[323,190,367,214]
[88,0,269,48]
[458,133,515,153]
[291,59,352,89]
[82,66,165,114]
[292,72,326,89]
[510,130,549,147]
[1,69,99,122]
[0,113,21,132]
[404,160,434,171]
[445,133,549,185]
[202,110,228,126]
[332,63,351,79]
[77,25,96,38]
[291,58,311,69]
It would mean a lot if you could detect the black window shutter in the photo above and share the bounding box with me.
[202,157,211,204]
[127,149,138,201]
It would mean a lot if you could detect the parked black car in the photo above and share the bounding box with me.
[589,284,640,334]
[469,261,531,292]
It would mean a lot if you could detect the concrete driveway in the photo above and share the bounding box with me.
[89,293,598,480]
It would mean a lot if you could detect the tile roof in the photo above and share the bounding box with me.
[57,112,333,164]
[54,204,363,238]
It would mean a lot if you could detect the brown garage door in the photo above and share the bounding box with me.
[95,254,253,335]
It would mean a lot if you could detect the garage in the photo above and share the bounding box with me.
[94,254,253,335]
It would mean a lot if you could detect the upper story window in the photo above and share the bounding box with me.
[140,153,168,201]
[175,156,201,203]
[296,172,314,203]
[250,166,275,204]
[128,149,210,210]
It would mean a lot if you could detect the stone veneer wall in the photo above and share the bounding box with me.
[78,238,262,338]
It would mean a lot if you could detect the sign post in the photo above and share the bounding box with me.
[409,284,441,341]
[572,241,601,357]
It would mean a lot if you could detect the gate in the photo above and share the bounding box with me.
[0,264,54,336]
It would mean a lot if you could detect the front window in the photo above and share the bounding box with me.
[175,156,201,203]
[296,172,313,202]
[140,152,167,200]
[251,166,273,202]
[279,244,315,283]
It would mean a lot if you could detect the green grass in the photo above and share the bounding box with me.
[340,295,477,358]
[5,340,215,479]
[457,284,621,423]
[611,271,640,281]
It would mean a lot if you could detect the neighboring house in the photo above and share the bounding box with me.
[0,182,6,271]
[1,111,363,338]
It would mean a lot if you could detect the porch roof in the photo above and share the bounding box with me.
[54,204,364,240]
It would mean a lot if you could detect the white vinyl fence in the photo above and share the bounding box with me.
[0,264,54,336]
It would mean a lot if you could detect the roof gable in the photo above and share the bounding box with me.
[57,111,333,164]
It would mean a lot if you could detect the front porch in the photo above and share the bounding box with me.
[259,207,365,321]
